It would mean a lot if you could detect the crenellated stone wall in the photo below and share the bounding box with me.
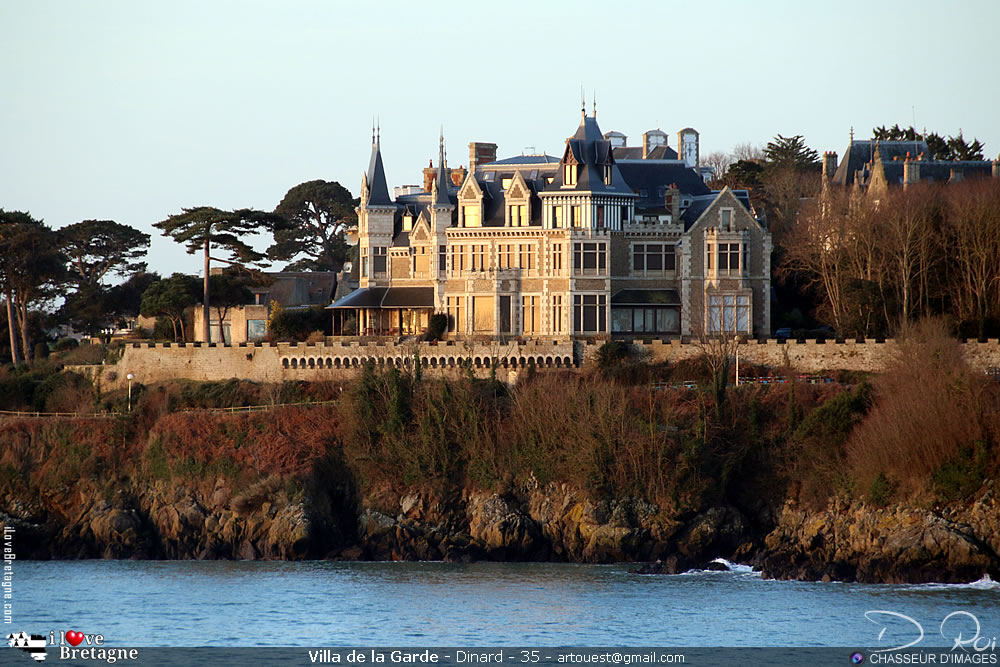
[66,337,1000,391]
[580,338,1000,374]
[70,340,577,391]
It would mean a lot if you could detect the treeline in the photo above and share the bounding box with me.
[784,179,1000,338]
[0,178,356,364]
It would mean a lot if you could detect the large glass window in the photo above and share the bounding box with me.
[446,297,465,333]
[564,164,577,186]
[500,295,512,334]
[573,242,606,275]
[372,246,387,276]
[552,206,563,228]
[573,294,607,333]
[521,295,540,334]
[633,243,676,274]
[708,294,751,334]
[716,242,743,276]
[551,295,563,334]
[551,243,563,273]
[610,308,679,334]
[463,205,481,227]
[247,319,267,342]
[509,204,528,227]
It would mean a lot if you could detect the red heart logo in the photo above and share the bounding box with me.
[66,631,84,647]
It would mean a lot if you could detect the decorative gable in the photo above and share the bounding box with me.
[411,213,430,241]
[459,171,483,201]
[506,170,530,201]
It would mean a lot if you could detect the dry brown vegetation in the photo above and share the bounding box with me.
[846,319,999,502]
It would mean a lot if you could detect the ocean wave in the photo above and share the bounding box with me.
[908,574,999,591]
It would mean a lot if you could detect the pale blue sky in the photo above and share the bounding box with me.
[2,0,998,278]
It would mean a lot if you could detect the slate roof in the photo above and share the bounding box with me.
[543,114,636,195]
[485,155,560,166]
[616,162,711,211]
[833,139,929,186]
[679,190,753,230]
[328,286,434,309]
[365,139,394,207]
[880,160,993,186]
[252,272,338,307]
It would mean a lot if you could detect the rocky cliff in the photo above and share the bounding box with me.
[5,469,997,584]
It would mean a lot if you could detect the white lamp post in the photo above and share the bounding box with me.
[734,336,740,387]
[126,373,135,412]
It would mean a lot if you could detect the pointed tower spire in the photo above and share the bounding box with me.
[364,123,393,208]
[434,126,452,206]
[592,91,597,118]
[580,85,586,119]
[372,118,376,145]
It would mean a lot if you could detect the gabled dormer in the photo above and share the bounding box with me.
[457,170,484,228]
[504,170,532,227]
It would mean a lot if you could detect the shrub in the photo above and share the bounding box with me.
[845,319,995,501]
[269,306,329,341]
[423,313,449,342]
[54,338,79,352]
[596,340,631,369]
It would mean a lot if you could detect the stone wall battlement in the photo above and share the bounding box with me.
[67,338,1000,391]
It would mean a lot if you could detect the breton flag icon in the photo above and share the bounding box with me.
[6,632,47,661]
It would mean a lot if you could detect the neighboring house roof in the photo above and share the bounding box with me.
[252,272,338,307]
[879,159,993,186]
[834,139,928,186]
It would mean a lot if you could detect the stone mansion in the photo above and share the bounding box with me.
[330,111,772,339]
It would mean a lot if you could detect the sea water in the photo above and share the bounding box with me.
[9,560,1000,648]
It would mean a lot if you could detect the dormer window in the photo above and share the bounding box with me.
[502,177,513,190]
[402,215,413,231]
[603,164,612,185]
[563,164,577,186]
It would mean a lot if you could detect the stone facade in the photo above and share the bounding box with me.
[334,113,771,340]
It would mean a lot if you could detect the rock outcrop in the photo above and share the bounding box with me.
[754,494,1000,583]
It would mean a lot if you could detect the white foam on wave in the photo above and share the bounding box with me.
[676,558,761,577]
[709,558,756,575]
[909,574,1000,591]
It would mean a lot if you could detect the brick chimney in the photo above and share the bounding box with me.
[450,165,467,187]
[468,142,497,173]
[422,159,435,192]
[665,183,680,222]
